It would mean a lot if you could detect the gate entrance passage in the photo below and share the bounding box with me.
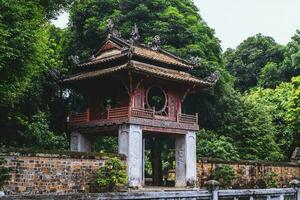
[143,133,176,187]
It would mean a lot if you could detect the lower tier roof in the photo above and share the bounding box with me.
[63,61,212,88]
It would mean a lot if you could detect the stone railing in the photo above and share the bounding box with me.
[0,180,299,200]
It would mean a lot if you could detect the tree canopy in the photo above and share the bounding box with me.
[224,34,284,92]
[0,0,70,148]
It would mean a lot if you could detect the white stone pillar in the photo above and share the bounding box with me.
[175,134,186,187]
[175,131,197,187]
[118,124,143,187]
[70,131,91,152]
[186,131,197,186]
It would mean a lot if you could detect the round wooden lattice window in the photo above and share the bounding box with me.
[146,86,167,113]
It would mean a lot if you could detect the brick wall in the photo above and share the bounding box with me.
[1,151,124,195]
[197,157,300,188]
[2,153,300,195]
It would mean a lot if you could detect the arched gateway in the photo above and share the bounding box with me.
[62,21,218,188]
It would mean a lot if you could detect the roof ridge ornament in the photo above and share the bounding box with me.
[49,69,64,82]
[130,23,140,43]
[204,71,221,84]
[190,56,201,66]
[150,35,161,50]
[88,54,95,61]
[68,55,80,65]
[107,18,122,38]
[128,42,134,61]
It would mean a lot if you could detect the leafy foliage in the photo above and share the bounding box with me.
[0,1,69,149]
[263,172,279,188]
[197,130,239,161]
[92,137,118,153]
[223,33,299,160]
[66,0,221,63]
[95,157,127,192]
[245,77,300,159]
[38,0,73,20]
[0,1,44,108]
[24,112,68,150]
[220,91,283,161]
[211,165,235,189]
[224,34,284,92]
[257,32,300,88]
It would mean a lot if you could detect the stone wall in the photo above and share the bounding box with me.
[1,151,124,195]
[2,152,300,195]
[197,157,300,188]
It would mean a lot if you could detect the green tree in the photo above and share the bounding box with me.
[0,1,70,148]
[219,91,283,161]
[258,31,300,88]
[24,112,68,150]
[224,34,284,92]
[96,157,127,192]
[0,1,44,108]
[66,0,222,63]
[258,62,282,88]
[263,172,279,188]
[38,0,73,20]
[197,130,239,161]
[278,31,300,83]
[246,76,300,159]
[212,165,235,189]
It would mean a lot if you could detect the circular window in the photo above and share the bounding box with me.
[146,86,167,112]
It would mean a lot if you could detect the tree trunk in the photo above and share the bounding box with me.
[151,136,163,186]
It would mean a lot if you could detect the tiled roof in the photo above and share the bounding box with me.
[78,36,193,69]
[79,52,126,67]
[130,61,210,86]
[63,61,212,87]
[133,46,192,69]
[63,63,128,82]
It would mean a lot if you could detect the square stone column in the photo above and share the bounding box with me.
[118,124,143,187]
[186,131,197,186]
[70,131,91,152]
[175,131,197,187]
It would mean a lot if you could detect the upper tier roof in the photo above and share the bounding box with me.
[78,35,193,70]
[62,23,219,88]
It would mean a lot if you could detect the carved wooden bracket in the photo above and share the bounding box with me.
[181,84,196,103]
[113,75,130,96]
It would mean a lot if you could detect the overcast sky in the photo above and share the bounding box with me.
[52,0,300,50]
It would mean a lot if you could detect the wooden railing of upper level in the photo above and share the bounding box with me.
[68,107,198,125]
[178,113,198,124]
[131,107,154,119]
[69,108,90,124]
[107,106,129,119]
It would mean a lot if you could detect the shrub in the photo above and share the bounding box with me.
[212,164,235,188]
[95,157,127,192]
[0,147,10,190]
[24,111,68,150]
[263,171,278,188]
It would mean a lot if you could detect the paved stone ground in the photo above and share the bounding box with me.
[0,190,209,200]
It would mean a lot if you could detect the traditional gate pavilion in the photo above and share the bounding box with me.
[63,21,219,188]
